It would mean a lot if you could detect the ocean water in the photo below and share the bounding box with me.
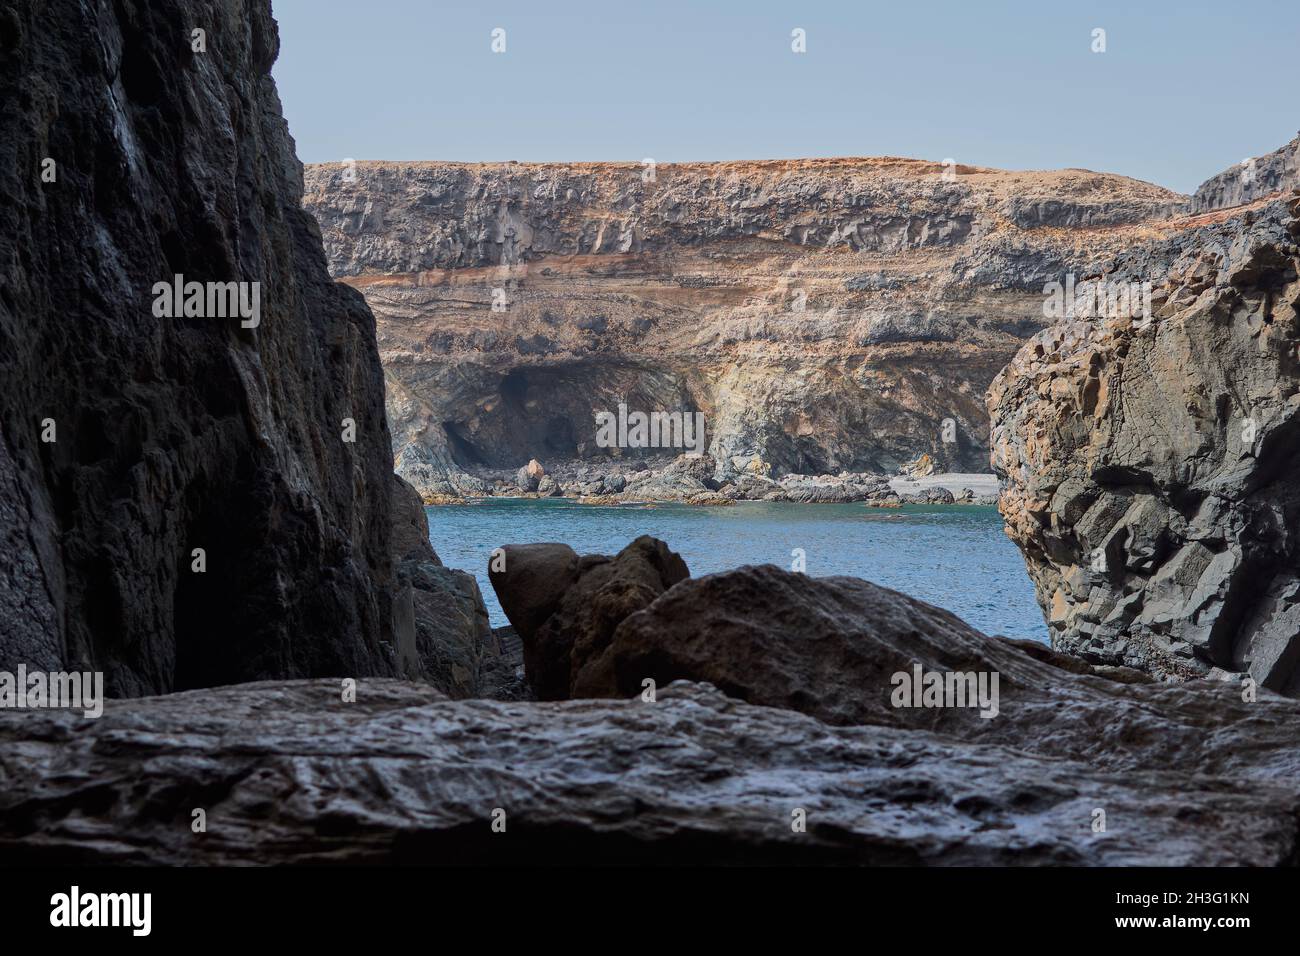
[427,499,1048,642]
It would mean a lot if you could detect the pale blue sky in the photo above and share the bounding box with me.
[271,0,1299,194]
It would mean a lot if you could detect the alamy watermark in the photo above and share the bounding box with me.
[595,402,706,455]
[0,665,104,718]
[1042,274,1152,322]
[890,663,999,718]
[151,274,261,328]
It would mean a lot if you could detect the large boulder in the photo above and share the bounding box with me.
[989,196,1300,693]
[489,537,688,698]
[488,541,1300,782]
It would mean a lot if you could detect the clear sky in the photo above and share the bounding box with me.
[271,0,1299,195]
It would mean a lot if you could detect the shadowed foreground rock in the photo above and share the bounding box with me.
[2,678,1297,866]
[488,536,689,698]
[494,547,1300,782]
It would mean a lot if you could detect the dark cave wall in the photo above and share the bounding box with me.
[0,0,407,693]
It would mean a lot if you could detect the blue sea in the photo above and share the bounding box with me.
[427,499,1048,642]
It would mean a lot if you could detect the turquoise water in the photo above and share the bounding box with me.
[427,499,1048,643]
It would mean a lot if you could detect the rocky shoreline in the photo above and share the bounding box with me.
[418,453,1000,507]
[5,0,1300,868]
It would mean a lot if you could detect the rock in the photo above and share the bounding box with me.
[0,0,487,694]
[902,453,938,478]
[486,543,582,645]
[402,561,494,698]
[1190,133,1299,213]
[6,676,1299,865]
[493,557,1300,782]
[489,537,689,699]
[526,458,545,478]
[990,193,1300,693]
[303,159,1186,489]
[516,465,541,493]
[601,473,626,493]
[775,473,893,503]
[537,475,561,496]
[903,486,956,505]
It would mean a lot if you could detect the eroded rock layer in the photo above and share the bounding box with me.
[990,195,1300,692]
[301,159,1186,496]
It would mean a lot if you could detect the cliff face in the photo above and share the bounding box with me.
[990,194,1300,691]
[1190,134,1300,214]
[302,159,1184,494]
[0,0,479,694]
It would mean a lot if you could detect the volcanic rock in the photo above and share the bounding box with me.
[4,676,1298,865]
[489,537,689,698]
[1189,133,1300,213]
[990,193,1300,692]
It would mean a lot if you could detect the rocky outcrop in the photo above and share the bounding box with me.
[990,195,1300,692]
[7,567,1300,864]
[488,537,689,699]
[5,531,1299,865]
[0,0,487,694]
[302,160,1187,497]
[1190,134,1300,213]
[489,543,1300,771]
[8,676,1300,865]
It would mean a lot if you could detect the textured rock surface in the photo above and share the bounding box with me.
[302,160,1187,496]
[492,550,1300,778]
[3,656,1298,864]
[490,536,689,699]
[0,0,487,694]
[388,474,494,697]
[990,195,1300,691]
[1190,134,1299,214]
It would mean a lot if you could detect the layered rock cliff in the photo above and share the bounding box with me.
[0,0,487,696]
[302,159,1185,497]
[1190,133,1300,214]
[990,192,1300,692]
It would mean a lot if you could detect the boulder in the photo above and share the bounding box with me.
[486,543,581,645]
[516,466,541,493]
[490,537,689,699]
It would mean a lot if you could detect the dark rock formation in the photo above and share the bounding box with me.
[0,0,486,695]
[1190,134,1300,213]
[388,475,494,697]
[7,573,1297,864]
[489,537,688,699]
[491,548,1300,776]
[990,195,1300,692]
